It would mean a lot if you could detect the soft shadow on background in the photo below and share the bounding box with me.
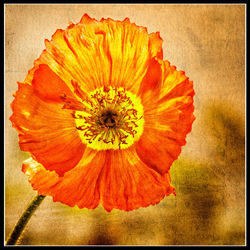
[5,4,245,245]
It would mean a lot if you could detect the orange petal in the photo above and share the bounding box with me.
[32,64,76,103]
[10,83,85,176]
[22,148,106,209]
[137,57,162,98]
[157,61,195,104]
[22,146,175,211]
[148,32,163,59]
[99,147,175,212]
[136,60,195,175]
[32,15,163,95]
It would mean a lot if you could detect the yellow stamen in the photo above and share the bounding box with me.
[74,86,144,150]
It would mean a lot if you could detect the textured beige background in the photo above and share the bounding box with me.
[5,4,245,245]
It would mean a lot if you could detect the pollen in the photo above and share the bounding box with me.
[73,86,144,150]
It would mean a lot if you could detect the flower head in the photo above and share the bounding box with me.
[10,14,195,211]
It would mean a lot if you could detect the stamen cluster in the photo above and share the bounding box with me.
[73,87,144,150]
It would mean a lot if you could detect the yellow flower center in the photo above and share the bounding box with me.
[74,87,144,150]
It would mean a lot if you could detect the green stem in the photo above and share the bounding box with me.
[6,194,46,245]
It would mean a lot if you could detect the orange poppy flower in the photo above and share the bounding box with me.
[10,14,195,212]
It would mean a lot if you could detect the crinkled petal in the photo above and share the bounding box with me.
[99,147,175,212]
[22,148,106,209]
[137,56,162,99]
[22,145,175,211]
[136,60,195,174]
[10,82,85,176]
[32,64,76,103]
[31,14,163,95]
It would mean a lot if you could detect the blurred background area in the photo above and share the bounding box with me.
[5,4,245,245]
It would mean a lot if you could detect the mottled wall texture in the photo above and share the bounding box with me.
[5,4,245,245]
